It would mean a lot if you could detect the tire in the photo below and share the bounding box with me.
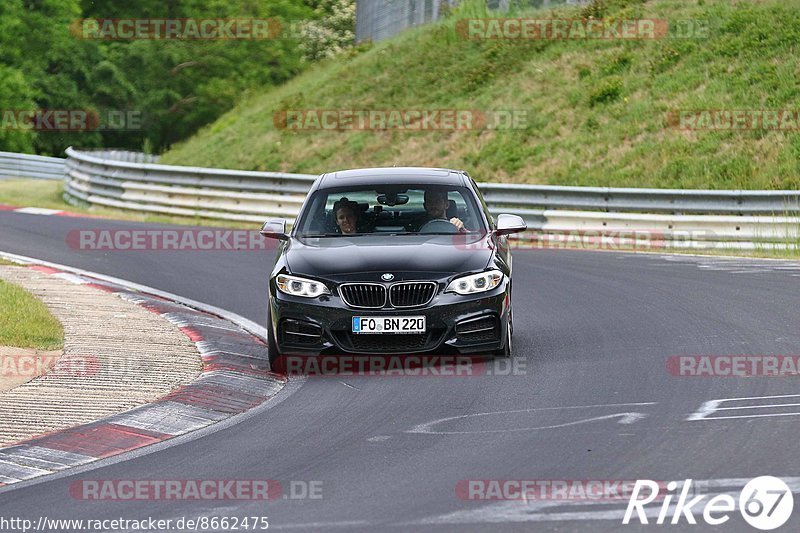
[494,309,513,358]
[267,306,283,372]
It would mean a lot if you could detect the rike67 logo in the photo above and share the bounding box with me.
[623,476,794,530]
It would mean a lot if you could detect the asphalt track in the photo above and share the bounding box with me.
[1,210,799,532]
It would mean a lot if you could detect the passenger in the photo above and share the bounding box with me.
[333,197,359,234]
[423,189,465,231]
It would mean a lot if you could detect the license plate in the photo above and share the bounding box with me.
[352,316,426,334]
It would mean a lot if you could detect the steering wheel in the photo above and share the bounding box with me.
[418,219,458,234]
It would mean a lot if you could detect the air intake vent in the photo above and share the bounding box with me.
[339,283,387,308]
[456,315,499,342]
[389,282,437,308]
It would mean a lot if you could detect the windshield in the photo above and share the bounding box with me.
[294,185,487,237]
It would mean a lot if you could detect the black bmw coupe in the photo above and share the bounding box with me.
[260,167,526,369]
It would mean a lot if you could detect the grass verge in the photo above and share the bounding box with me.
[162,0,800,190]
[0,277,64,350]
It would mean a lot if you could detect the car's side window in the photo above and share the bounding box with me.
[470,177,494,230]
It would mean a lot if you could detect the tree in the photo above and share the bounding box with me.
[298,0,356,61]
[0,0,324,154]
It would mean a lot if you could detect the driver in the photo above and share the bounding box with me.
[333,197,360,234]
[423,189,465,231]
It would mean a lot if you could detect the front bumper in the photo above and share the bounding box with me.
[269,284,509,356]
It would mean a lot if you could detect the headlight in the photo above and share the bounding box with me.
[446,270,504,295]
[276,274,330,298]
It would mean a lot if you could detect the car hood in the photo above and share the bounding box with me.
[285,234,494,279]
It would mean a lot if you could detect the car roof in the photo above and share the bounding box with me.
[316,167,467,188]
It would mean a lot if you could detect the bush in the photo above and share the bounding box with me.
[588,76,623,106]
[299,0,356,61]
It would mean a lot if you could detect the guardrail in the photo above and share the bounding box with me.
[63,147,800,250]
[64,147,314,223]
[0,151,66,180]
[478,183,800,215]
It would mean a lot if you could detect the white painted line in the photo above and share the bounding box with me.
[715,403,800,411]
[13,207,63,215]
[617,413,647,424]
[409,413,650,435]
[407,403,655,435]
[687,400,720,421]
[713,393,800,402]
[688,394,800,421]
[696,412,800,421]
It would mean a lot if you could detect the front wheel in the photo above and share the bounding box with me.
[494,310,513,358]
[267,306,283,372]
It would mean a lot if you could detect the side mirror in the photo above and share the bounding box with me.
[260,218,289,240]
[494,214,527,236]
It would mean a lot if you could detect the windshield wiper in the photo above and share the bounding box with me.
[298,233,368,238]
[389,232,465,236]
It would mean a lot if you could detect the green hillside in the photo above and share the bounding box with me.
[162,0,800,190]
